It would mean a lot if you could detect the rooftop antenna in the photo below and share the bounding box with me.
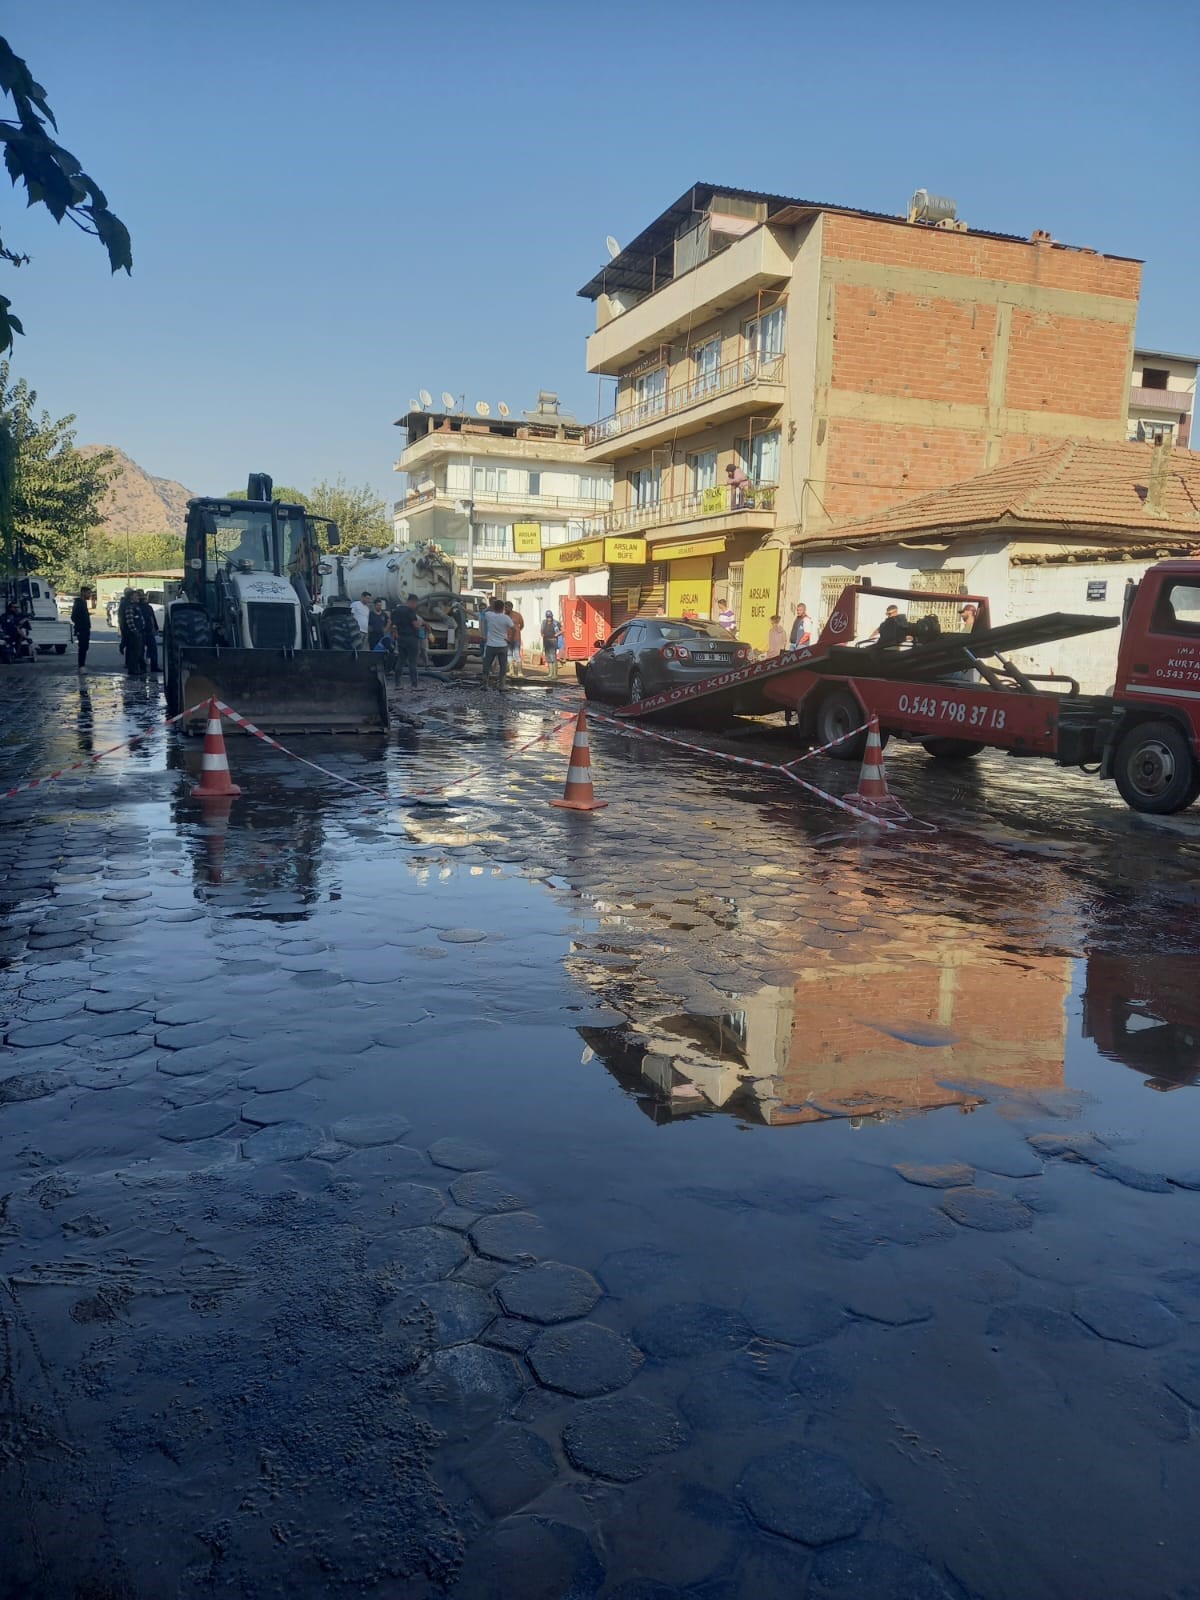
[606,235,621,259]
[441,391,457,411]
[418,388,433,408]
[474,401,491,417]
[497,402,511,417]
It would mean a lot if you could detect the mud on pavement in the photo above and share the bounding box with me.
[3,668,1200,1599]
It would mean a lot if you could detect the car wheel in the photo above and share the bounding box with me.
[581,668,600,701]
[1113,720,1199,814]
[922,738,982,759]
[629,669,645,704]
[814,687,868,760]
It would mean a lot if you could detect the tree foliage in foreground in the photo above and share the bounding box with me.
[0,359,115,573]
[0,37,132,351]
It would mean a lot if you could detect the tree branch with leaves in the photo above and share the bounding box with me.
[0,36,131,351]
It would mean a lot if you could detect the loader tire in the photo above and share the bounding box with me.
[164,605,213,718]
[321,610,363,651]
[814,687,869,761]
[1113,720,1200,814]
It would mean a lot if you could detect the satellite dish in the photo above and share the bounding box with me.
[409,398,423,412]
[441,391,457,411]
[419,388,433,407]
[475,401,491,417]
[497,402,510,417]
[606,236,621,259]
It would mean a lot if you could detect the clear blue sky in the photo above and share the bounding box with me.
[6,0,1198,506]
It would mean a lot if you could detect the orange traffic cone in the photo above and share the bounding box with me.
[198,794,234,883]
[192,699,242,798]
[848,713,903,815]
[550,708,607,812]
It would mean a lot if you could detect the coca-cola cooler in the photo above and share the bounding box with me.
[563,595,611,661]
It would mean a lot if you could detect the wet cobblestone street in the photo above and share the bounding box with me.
[4,667,1200,1599]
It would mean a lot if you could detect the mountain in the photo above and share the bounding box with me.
[80,445,194,538]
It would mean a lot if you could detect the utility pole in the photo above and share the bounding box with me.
[455,499,476,589]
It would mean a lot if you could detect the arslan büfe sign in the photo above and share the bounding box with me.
[544,537,647,571]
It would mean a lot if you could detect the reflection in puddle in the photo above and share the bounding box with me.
[1083,955,1200,1091]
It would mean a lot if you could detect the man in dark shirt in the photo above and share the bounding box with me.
[389,593,421,688]
[71,586,93,672]
[2,600,33,661]
[135,590,160,673]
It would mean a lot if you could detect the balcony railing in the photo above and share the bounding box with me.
[585,352,785,447]
[580,482,777,537]
[1129,385,1192,414]
[394,485,609,514]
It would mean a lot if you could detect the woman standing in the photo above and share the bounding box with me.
[71,586,94,674]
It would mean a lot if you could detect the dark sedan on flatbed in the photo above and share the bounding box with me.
[580,617,751,705]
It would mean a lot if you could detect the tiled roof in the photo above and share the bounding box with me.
[808,440,1200,548]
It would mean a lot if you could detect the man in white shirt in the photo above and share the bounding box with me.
[350,591,371,639]
[482,598,514,692]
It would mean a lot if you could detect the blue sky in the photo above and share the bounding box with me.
[6,0,1198,505]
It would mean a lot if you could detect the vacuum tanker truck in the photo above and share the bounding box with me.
[316,541,476,668]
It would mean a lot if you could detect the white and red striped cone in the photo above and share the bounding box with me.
[848,713,904,817]
[550,708,607,812]
[198,794,234,883]
[192,699,242,798]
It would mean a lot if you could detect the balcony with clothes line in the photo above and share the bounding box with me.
[584,352,785,460]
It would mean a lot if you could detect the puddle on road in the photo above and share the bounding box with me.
[3,675,1200,1598]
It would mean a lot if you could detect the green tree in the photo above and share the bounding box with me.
[88,530,183,576]
[0,37,132,351]
[0,359,116,575]
[224,484,309,506]
[307,477,390,548]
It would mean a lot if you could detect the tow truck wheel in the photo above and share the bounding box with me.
[1113,721,1200,814]
[815,688,869,760]
[922,738,982,759]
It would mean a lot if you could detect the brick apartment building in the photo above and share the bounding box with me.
[569,183,1141,643]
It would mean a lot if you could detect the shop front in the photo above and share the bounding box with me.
[649,533,783,648]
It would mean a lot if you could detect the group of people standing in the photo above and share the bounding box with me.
[115,588,161,676]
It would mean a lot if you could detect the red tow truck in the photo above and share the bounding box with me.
[614,559,1200,815]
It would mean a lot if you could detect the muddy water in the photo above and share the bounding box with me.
[2,672,1200,1599]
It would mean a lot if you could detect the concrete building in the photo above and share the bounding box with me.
[391,392,612,586]
[569,182,1141,645]
[1128,348,1196,447]
[796,436,1200,693]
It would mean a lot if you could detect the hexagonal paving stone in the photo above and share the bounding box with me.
[156,1104,238,1143]
[497,1262,601,1324]
[239,1122,322,1163]
[330,1112,413,1148]
[470,1211,550,1263]
[528,1322,643,1398]
[1074,1285,1180,1348]
[679,1363,797,1432]
[634,1301,752,1359]
[450,1516,602,1600]
[1160,1348,1200,1409]
[154,1000,215,1026]
[894,1162,974,1189]
[597,1246,682,1299]
[154,1021,221,1051]
[809,1540,957,1600]
[483,1317,538,1355]
[429,1136,498,1171]
[738,1445,874,1546]
[237,1060,317,1094]
[383,1226,469,1283]
[562,1395,688,1483]
[844,1285,934,1327]
[939,1187,1034,1233]
[410,1343,525,1432]
[742,1285,846,1348]
[438,928,488,944]
[239,1092,321,1128]
[457,1425,558,1519]
[378,1183,444,1228]
[0,1072,60,1103]
[396,1281,496,1345]
[157,1042,241,1077]
[5,1018,88,1048]
[449,1170,535,1215]
[83,991,150,1015]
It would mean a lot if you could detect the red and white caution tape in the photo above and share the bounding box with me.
[0,699,211,801]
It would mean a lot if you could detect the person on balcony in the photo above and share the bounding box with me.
[725,462,751,509]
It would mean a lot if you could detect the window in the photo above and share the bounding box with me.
[445,462,470,492]
[528,472,541,496]
[689,450,718,493]
[1152,581,1200,636]
[473,466,497,495]
[1136,419,1176,444]
[630,467,661,508]
[633,367,667,421]
[692,337,721,397]
[820,574,853,625]
[910,568,967,631]
[743,430,780,486]
[1142,367,1170,390]
[745,305,787,363]
[476,521,508,549]
[578,475,607,501]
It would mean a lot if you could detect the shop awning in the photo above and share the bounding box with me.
[654,536,727,561]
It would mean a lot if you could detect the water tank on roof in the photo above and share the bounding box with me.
[908,190,957,226]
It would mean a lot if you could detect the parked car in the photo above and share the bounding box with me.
[581,617,751,704]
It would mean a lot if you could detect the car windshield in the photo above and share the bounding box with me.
[657,621,735,642]
[209,507,276,572]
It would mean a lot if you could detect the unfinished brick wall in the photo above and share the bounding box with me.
[822,419,988,517]
[1004,309,1132,418]
[830,285,996,405]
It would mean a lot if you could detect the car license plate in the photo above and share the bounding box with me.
[692,652,724,663]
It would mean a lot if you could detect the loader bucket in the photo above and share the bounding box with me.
[177,648,389,735]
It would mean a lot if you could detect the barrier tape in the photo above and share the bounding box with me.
[0,699,211,801]
[585,709,933,835]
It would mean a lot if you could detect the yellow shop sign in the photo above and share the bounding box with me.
[603,537,646,564]
[512,522,541,553]
[655,536,727,561]
[545,539,605,571]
